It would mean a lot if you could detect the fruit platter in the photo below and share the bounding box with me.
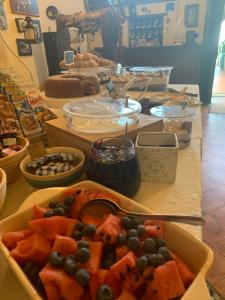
[0,181,213,300]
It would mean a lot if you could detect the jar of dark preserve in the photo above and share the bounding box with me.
[87,137,141,197]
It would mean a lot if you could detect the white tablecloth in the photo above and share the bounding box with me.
[0,84,203,299]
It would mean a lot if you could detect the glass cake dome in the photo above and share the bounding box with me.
[63,97,141,134]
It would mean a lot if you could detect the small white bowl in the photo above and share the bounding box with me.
[20,147,85,189]
[0,168,7,212]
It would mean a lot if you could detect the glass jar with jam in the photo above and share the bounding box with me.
[1,125,17,148]
[87,137,141,197]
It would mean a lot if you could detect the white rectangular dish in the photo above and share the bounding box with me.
[0,180,213,300]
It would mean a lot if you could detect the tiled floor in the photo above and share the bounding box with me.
[202,105,225,297]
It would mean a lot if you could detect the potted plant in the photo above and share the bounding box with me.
[218,40,225,70]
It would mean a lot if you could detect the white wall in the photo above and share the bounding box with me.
[39,0,85,32]
[0,0,42,86]
[0,0,85,88]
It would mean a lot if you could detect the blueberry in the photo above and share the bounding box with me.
[116,233,127,246]
[53,206,66,216]
[77,240,89,249]
[64,195,75,206]
[130,217,139,229]
[76,248,90,263]
[127,237,141,252]
[157,247,171,261]
[56,203,69,213]
[81,224,96,237]
[127,229,138,238]
[136,256,148,272]
[48,252,64,268]
[121,216,134,230]
[137,225,145,238]
[48,200,59,209]
[64,258,78,276]
[66,254,76,261]
[143,238,157,253]
[75,268,90,287]
[134,218,145,225]
[148,253,165,267]
[97,284,113,300]
[154,238,166,248]
[43,210,55,218]
[71,230,82,241]
[75,221,84,231]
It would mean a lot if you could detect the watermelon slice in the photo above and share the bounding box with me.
[170,252,195,288]
[10,233,51,265]
[89,269,121,300]
[63,188,99,219]
[144,221,165,239]
[96,214,123,244]
[110,251,137,280]
[103,270,122,298]
[28,216,77,240]
[39,264,84,300]
[115,289,136,300]
[89,273,102,300]
[2,229,32,250]
[82,241,103,273]
[63,187,120,219]
[146,260,185,300]
[52,235,77,256]
[123,271,146,299]
[83,289,92,300]
[32,204,48,219]
[116,246,130,261]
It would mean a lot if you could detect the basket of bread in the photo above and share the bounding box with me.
[59,53,114,69]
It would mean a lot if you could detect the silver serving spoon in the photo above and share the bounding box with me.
[79,199,204,226]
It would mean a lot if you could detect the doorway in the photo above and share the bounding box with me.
[210,19,225,113]
[213,20,225,95]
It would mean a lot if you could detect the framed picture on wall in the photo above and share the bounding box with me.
[15,17,26,32]
[10,0,39,16]
[33,20,43,42]
[16,39,32,56]
[0,1,7,30]
[184,4,199,28]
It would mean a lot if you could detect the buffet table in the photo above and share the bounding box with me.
[0,84,203,299]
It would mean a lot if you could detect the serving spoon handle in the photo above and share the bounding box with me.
[79,199,204,226]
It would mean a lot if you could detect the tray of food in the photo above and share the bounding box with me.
[59,53,114,69]
[147,92,201,107]
[0,180,213,300]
